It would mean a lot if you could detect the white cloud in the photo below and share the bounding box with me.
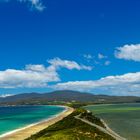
[0,94,15,98]
[53,72,140,96]
[98,53,107,59]
[47,57,93,71]
[83,54,93,60]
[22,0,45,11]
[2,0,45,11]
[115,44,140,62]
[0,66,59,88]
[104,61,111,66]
[0,58,92,88]
[25,64,46,71]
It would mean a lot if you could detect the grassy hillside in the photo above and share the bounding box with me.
[25,109,115,140]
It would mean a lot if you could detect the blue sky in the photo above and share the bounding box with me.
[0,0,140,96]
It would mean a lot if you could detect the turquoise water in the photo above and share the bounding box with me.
[0,105,65,136]
[85,103,140,140]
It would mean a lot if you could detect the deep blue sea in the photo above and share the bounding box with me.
[0,105,65,136]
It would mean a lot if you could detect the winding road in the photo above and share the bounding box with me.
[75,114,126,140]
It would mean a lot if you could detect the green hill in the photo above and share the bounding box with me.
[25,109,115,140]
[1,90,140,105]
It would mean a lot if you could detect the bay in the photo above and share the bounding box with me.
[0,105,65,136]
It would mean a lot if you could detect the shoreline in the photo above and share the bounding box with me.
[100,119,126,140]
[0,106,74,140]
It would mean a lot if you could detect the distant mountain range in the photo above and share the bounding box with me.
[0,90,140,105]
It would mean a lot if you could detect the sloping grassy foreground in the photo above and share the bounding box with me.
[25,109,114,140]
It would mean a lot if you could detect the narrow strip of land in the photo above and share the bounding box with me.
[0,107,74,140]
[75,114,126,140]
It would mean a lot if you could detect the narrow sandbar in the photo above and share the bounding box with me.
[0,106,74,140]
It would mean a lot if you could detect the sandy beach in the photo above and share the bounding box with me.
[0,106,74,140]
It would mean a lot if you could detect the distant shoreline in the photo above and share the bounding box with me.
[0,105,74,140]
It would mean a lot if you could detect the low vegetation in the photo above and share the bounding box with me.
[25,109,115,140]
[1,90,140,106]
[85,103,140,140]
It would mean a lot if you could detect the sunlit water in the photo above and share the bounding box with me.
[0,105,65,135]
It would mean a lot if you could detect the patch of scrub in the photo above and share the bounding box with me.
[84,103,140,140]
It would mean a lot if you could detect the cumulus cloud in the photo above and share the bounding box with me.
[25,64,46,71]
[115,44,140,62]
[0,66,59,88]
[53,72,140,96]
[47,57,93,71]
[0,58,92,88]
[2,0,45,11]
[83,54,93,60]
[104,61,111,66]
[98,53,107,59]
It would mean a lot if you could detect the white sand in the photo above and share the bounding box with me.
[0,106,74,140]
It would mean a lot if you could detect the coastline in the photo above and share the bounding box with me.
[100,119,126,140]
[0,106,74,140]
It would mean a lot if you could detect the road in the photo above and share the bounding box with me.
[75,115,126,140]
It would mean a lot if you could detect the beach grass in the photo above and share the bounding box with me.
[26,109,115,140]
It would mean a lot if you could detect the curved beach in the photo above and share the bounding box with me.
[0,106,74,140]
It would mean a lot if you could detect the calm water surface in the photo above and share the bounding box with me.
[85,103,140,140]
[0,105,65,135]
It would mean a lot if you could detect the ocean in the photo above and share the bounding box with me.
[0,105,65,136]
